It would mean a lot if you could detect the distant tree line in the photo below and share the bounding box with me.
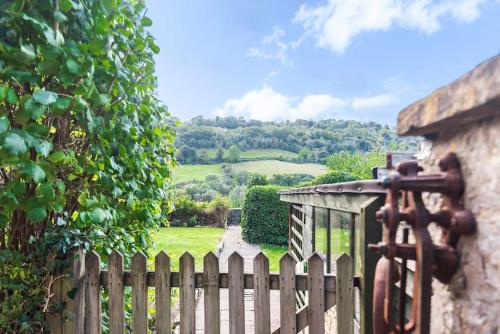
[175,116,418,164]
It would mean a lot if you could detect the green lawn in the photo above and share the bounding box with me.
[149,227,225,271]
[232,160,327,177]
[172,163,222,183]
[173,159,326,183]
[261,244,288,272]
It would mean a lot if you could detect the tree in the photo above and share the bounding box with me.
[215,145,224,162]
[326,151,385,179]
[225,144,241,163]
[0,1,175,330]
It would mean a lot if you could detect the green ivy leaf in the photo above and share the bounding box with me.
[59,0,74,11]
[91,208,106,223]
[35,140,52,158]
[37,184,55,201]
[0,116,10,133]
[0,85,7,100]
[65,58,80,74]
[53,10,67,23]
[4,133,27,155]
[32,90,57,105]
[24,98,46,119]
[23,163,46,183]
[6,88,18,104]
[15,44,36,64]
[54,96,72,111]
[27,207,47,222]
[141,16,153,27]
[48,151,65,163]
[37,60,60,75]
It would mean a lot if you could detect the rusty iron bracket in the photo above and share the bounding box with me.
[369,152,476,334]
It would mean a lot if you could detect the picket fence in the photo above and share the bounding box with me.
[49,249,357,334]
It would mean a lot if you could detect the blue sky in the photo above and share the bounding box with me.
[145,0,500,125]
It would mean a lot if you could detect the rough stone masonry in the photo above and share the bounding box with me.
[397,54,500,333]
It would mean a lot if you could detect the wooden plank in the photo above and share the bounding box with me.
[180,252,196,334]
[108,251,124,334]
[280,193,375,214]
[359,196,384,334]
[228,252,245,334]
[155,251,171,334]
[292,204,305,213]
[47,261,62,334]
[204,252,220,334]
[291,214,304,226]
[66,248,85,334]
[85,251,101,334]
[291,238,302,253]
[254,253,270,334]
[280,253,296,334]
[291,226,303,241]
[132,252,148,334]
[99,270,350,291]
[308,253,325,334]
[336,253,354,334]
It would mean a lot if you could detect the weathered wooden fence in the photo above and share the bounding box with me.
[49,250,359,334]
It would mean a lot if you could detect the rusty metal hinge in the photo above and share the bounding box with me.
[369,152,476,334]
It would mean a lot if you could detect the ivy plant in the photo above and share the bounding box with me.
[0,0,176,331]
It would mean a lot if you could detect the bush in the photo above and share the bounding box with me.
[0,0,175,330]
[298,170,358,187]
[169,195,229,227]
[241,185,288,245]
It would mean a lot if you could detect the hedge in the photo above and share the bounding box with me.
[241,185,288,245]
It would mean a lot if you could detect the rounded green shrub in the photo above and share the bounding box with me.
[241,185,288,245]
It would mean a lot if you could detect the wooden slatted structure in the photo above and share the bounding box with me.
[51,250,360,333]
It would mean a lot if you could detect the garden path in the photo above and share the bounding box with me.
[194,225,281,333]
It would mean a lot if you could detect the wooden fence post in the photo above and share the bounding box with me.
[85,251,101,334]
[180,252,195,334]
[132,252,147,333]
[279,253,296,334]
[254,253,270,334]
[108,251,124,334]
[308,253,325,334]
[228,252,244,334]
[336,253,354,334]
[360,196,384,334]
[204,252,220,334]
[155,251,171,334]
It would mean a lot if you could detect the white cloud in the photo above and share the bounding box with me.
[213,86,398,121]
[293,0,486,54]
[247,26,303,65]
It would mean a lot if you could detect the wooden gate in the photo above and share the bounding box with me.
[49,250,359,333]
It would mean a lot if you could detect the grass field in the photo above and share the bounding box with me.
[173,163,222,183]
[261,244,288,272]
[231,160,327,177]
[196,148,298,160]
[149,227,225,270]
[173,159,327,183]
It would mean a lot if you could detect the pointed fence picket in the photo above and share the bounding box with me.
[50,250,358,333]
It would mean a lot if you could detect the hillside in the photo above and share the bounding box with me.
[175,116,418,164]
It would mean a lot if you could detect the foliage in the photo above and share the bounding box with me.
[224,144,241,163]
[241,185,288,245]
[0,0,175,331]
[269,173,314,186]
[169,195,230,227]
[326,151,385,179]
[298,170,358,187]
[247,173,269,187]
[175,116,418,163]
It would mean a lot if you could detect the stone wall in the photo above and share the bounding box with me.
[420,114,500,333]
[397,54,500,333]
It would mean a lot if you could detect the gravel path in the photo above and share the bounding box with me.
[194,226,281,333]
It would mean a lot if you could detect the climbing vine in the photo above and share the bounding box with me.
[0,0,176,331]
